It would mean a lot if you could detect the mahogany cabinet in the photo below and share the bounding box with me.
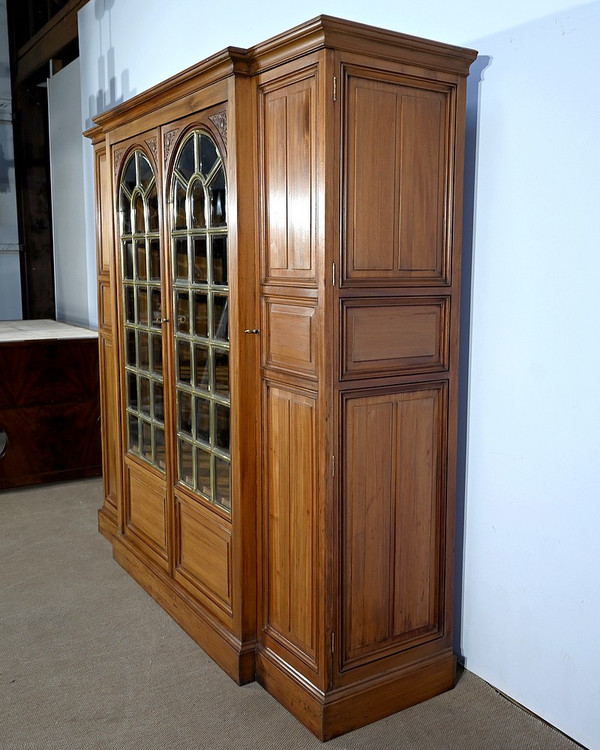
[86,16,476,739]
[0,321,101,490]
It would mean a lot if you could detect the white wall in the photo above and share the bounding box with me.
[0,0,22,320]
[48,58,96,328]
[78,1,600,746]
[461,5,600,748]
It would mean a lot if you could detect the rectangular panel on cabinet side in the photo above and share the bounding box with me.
[263,382,318,670]
[262,297,317,378]
[99,334,119,512]
[259,67,318,283]
[342,68,453,285]
[341,297,449,379]
[340,384,447,672]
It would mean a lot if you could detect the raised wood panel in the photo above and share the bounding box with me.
[264,384,317,664]
[125,460,168,566]
[98,279,113,333]
[343,72,449,285]
[263,298,316,378]
[174,494,233,617]
[96,148,113,275]
[261,70,316,282]
[341,385,445,670]
[99,334,119,510]
[342,297,448,379]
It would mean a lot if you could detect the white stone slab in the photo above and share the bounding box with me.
[0,319,98,342]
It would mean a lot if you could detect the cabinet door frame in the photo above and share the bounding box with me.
[110,129,172,569]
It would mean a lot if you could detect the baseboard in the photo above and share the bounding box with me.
[256,645,456,740]
[98,505,117,540]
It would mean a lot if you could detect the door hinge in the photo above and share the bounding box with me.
[333,76,337,102]
[332,262,336,286]
[331,455,336,478]
[331,632,335,653]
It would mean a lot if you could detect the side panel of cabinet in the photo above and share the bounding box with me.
[259,64,318,284]
[94,143,121,534]
[340,384,447,673]
[342,67,454,286]
[262,382,318,667]
[98,334,120,513]
[257,54,325,688]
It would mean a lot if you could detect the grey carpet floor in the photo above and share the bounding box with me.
[0,478,582,749]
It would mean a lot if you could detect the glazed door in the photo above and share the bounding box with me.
[165,122,236,625]
[115,140,170,570]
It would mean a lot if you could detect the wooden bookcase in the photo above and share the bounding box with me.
[86,16,476,739]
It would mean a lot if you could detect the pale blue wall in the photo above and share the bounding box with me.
[77,2,600,746]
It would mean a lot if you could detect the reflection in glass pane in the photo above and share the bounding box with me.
[124,157,136,192]
[174,180,187,230]
[213,296,229,341]
[212,237,227,285]
[150,240,160,279]
[148,184,159,232]
[169,131,229,510]
[179,390,192,435]
[123,241,134,279]
[215,403,230,453]
[139,331,149,370]
[200,135,217,175]
[127,372,137,409]
[215,457,231,510]
[175,238,188,281]
[210,167,226,227]
[155,427,166,469]
[193,237,207,283]
[151,334,162,375]
[194,345,209,390]
[138,154,153,189]
[178,136,195,181]
[153,382,164,422]
[196,397,210,443]
[138,288,148,325]
[214,349,229,396]
[128,414,139,451]
[140,377,151,415]
[191,180,206,229]
[126,329,136,366]
[137,241,147,280]
[176,292,190,334]
[194,292,208,338]
[179,439,194,486]
[151,289,161,328]
[134,193,145,234]
[119,149,163,473]
[125,285,135,323]
[177,340,191,384]
[197,448,211,499]
[120,192,132,235]
[141,420,152,461]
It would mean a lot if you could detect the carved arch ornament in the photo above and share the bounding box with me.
[209,111,227,147]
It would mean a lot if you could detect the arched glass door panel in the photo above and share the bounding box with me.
[118,150,165,471]
[170,130,230,512]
